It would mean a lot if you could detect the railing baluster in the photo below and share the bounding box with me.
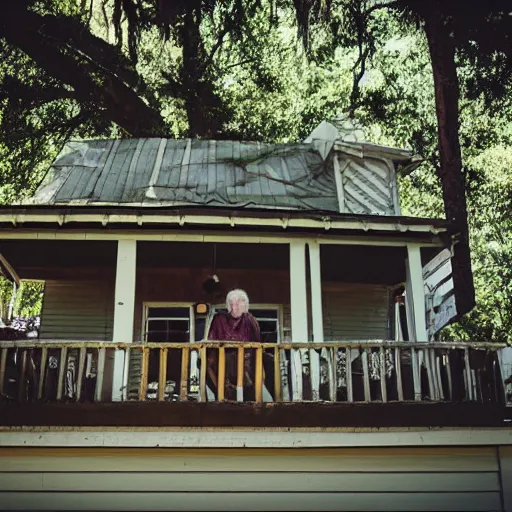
[122,347,131,402]
[395,348,404,402]
[255,345,263,403]
[291,348,303,401]
[425,348,436,400]
[237,346,244,402]
[37,347,47,400]
[411,347,421,401]
[280,348,291,401]
[471,368,478,402]
[217,346,225,402]
[273,346,282,402]
[139,347,149,401]
[431,349,441,400]
[95,347,106,402]
[158,348,168,402]
[0,348,7,395]
[464,348,473,401]
[76,347,86,402]
[434,351,444,400]
[361,348,371,402]
[330,347,337,402]
[180,347,189,401]
[445,351,453,401]
[18,349,28,402]
[346,347,353,403]
[310,349,320,402]
[379,347,387,403]
[56,347,67,401]
[199,346,207,402]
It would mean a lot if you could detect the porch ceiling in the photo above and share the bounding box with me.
[0,239,438,285]
[0,240,118,277]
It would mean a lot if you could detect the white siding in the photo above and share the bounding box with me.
[0,446,502,511]
[323,283,389,340]
[40,280,114,340]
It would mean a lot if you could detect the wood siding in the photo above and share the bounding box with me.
[322,283,389,340]
[0,446,503,511]
[37,269,388,343]
[40,279,115,340]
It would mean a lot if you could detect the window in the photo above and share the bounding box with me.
[144,305,192,343]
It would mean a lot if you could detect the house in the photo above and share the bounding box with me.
[0,121,511,511]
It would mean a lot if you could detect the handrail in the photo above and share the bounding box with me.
[0,339,507,349]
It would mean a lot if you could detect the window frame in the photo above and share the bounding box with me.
[142,302,195,343]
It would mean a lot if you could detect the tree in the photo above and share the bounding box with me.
[293,0,512,319]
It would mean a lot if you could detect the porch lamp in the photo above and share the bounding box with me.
[194,303,210,316]
[202,243,222,295]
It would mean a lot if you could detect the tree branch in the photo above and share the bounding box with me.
[363,1,400,18]
[0,3,166,137]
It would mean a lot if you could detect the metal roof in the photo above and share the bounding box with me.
[26,134,419,213]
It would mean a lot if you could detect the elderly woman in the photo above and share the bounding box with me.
[207,289,260,401]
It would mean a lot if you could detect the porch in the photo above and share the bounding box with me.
[1,338,509,428]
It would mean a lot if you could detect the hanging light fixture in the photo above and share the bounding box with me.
[202,243,222,294]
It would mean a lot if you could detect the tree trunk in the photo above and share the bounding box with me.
[422,6,475,316]
[181,5,225,138]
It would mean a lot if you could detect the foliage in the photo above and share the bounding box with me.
[0,0,511,342]
[0,278,44,323]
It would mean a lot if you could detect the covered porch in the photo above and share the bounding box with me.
[0,226,509,418]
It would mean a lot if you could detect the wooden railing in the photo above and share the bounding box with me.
[0,340,507,405]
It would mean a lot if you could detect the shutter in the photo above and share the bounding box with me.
[423,248,457,338]
[322,284,389,340]
[40,280,114,340]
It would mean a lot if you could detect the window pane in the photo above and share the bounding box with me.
[147,331,169,342]
[147,317,190,343]
[147,319,168,331]
[168,320,189,331]
[147,307,189,318]
[259,320,278,342]
[252,309,278,319]
[259,320,277,332]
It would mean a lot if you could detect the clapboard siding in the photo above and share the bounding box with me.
[0,492,502,512]
[322,283,389,340]
[0,471,500,492]
[40,280,115,340]
[0,447,503,511]
[37,272,387,343]
[0,447,499,472]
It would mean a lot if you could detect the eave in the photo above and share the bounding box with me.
[0,205,452,239]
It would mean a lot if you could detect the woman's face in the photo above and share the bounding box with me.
[229,296,246,318]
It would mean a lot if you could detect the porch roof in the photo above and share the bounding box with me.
[0,204,451,235]
[21,136,420,213]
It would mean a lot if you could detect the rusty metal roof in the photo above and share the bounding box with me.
[26,135,420,214]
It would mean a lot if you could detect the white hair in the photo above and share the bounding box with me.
[226,288,249,312]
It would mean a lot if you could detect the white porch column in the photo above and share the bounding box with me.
[290,240,308,340]
[406,244,428,342]
[308,241,323,401]
[290,240,308,401]
[111,239,137,401]
[308,241,324,343]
